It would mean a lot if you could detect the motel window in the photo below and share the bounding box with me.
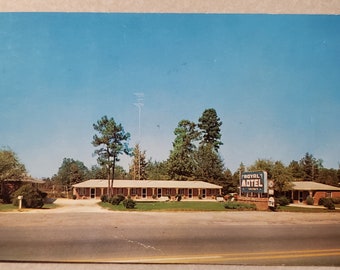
[78,188,85,196]
[131,188,137,196]
[165,188,171,196]
[326,192,331,198]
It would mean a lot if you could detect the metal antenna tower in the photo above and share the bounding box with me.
[134,92,144,141]
[134,93,144,180]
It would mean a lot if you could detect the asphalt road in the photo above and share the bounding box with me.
[1,201,340,267]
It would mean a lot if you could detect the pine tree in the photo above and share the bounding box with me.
[92,116,131,196]
[194,144,225,184]
[198,108,223,151]
[167,120,199,180]
[130,144,148,180]
[299,152,322,181]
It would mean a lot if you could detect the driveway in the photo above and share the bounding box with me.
[33,198,109,213]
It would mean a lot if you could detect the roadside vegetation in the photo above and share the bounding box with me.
[318,197,340,210]
[99,201,227,211]
[12,184,46,209]
[0,203,58,212]
[277,205,340,213]
[98,199,339,212]
[224,201,256,210]
[0,204,17,212]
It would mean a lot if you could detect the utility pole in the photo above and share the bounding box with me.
[134,93,144,180]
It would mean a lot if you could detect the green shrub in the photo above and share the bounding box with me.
[325,200,335,210]
[306,196,314,205]
[318,197,335,210]
[72,194,77,200]
[12,184,46,209]
[110,194,125,205]
[175,194,182,202]
[101,194,108,203]
[123,198,136,209]
[331,198,340,204]
[224,201,256,210]
[318,197,326,206]
[276,196,290,206]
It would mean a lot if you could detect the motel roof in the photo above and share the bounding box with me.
[292,181,340,191]
[73,179,222,189]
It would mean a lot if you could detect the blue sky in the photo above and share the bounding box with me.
[1,13,339,178]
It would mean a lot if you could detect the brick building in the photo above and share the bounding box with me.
[290,181,340,205]
[73,179,222,200]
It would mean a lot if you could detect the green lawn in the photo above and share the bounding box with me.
[99,201,340,212]
[0,204,18,212]
[0,203,58,212]
[278,205,340,213]
[99,201,227,211]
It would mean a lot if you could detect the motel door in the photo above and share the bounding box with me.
[188,189,193,198]
[142,188,147,198]
[298,191,303,203]
[90,188,96,199]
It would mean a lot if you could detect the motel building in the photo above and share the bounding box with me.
[290,181,340,205]
[72,179,222,200]
[238,171,340,209]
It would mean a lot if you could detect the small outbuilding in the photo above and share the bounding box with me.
[290,181,340,205]
[72,179,222,200]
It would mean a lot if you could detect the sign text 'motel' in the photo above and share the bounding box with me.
[241,171,268,193]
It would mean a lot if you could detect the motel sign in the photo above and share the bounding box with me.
[241,171,268,194]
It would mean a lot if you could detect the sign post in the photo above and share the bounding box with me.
[17,195,23,210]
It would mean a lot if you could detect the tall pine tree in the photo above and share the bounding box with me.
[167,120,199,180]
[195,109,225,185]
[92,116,131,196]
[198,108,223,151]
[130,143,148,180]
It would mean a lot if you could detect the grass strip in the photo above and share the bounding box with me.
[99,201,226,211]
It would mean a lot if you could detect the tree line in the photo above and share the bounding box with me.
[46,108,340,196]
[1,108,340,198]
